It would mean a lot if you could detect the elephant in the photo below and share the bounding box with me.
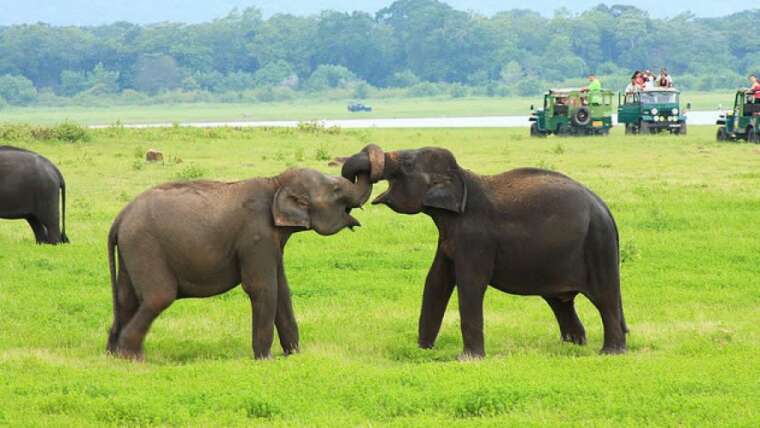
[341,145,627,359]
[107,167,373,360]
[0,146,69,244]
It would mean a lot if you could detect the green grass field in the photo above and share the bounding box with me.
[1,125,758,426]
[0,91,733,126]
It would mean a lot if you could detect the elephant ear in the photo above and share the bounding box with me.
[272,186,310,228]
[423,170,467,213]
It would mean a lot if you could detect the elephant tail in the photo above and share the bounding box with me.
[106,218,121,352]
[608,212,629,334]
[59,176,69,243]
[603,200,628,334]
[591,190,628,335]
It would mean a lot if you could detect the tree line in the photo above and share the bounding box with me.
[0,0,758,107]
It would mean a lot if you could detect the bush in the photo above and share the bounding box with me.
[449,83,468,98]
[406,82,446,97]
[247,86,297,103]
[387,70,420,88]
[0,123,89,142]
[175,165,207,181]
[354,82,372,99]
[52,122,90,143]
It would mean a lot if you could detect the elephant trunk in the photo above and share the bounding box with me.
[345,173,373,207]
[341,144,386,183]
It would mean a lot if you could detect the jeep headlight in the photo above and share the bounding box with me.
[654,116,659,122]
[672,108,678,115]
[651,108,658,115]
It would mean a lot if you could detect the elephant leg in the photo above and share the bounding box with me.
[418,249,455,349]
[115,260,177,360]
[585,289,626,354]
[543,296,586,345]
[37,205,62,244]
[241,256,278,360]
[25,216,47,244]
[108,263,138,354]
[274,262,299,355]
[454,257,492,360]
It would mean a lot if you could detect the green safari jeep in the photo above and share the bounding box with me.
[716,89,760,143]
[529,88,614,137]
[618,88,688,135]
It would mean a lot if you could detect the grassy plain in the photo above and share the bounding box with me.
[0,125,758,426]
[0,91,733,126]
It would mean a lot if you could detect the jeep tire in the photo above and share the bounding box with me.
[572,107,591,126]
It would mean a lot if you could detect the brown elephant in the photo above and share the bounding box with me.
[341,145,627,359]
[107,167,373,360]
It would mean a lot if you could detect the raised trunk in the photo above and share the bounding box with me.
[341,144,386,183]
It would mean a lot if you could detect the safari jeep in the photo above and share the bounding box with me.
[618,88,688,135]
[529,88,614,137]
[716,90,760,143]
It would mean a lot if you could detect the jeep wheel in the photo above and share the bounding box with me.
[530,123,545,138]
[716,127,728,142]
[676,122,687,136]
[572,107,591,127]
[625,124,634,135]
[749,127,759,144]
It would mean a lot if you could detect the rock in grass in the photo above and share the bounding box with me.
[146,149,164,162]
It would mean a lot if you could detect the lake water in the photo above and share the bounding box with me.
[91,110,721,129]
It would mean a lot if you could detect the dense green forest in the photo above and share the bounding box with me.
[0,0,758,107]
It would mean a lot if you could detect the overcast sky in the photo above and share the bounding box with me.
[0,0,751,26]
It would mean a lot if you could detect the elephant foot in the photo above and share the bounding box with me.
[561,331,587,345]
[113,347,145,361]
[600,345,627,355]
[282,345,300,356]
[418,340,435,350]
[457,351,484,362]
[254,351,273,360]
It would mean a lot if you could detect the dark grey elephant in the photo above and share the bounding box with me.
[342,145,627,359]
[0,146,69,244]
[107,167,373,360]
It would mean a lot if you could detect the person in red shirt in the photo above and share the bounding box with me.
[750,74,760,102]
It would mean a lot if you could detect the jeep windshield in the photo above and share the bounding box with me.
[640,92,678,104]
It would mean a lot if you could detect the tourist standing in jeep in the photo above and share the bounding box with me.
[750,74,760,102]
[582,74,603,105]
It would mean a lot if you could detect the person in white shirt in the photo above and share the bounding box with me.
[643,70,656,89]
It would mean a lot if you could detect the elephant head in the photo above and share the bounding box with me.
[341,145,467,215]
[273,168,373,235]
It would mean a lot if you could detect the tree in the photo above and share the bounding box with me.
[311,11,394,86]
[253,60,296,87]
[0,74,37,105]
[60,70,91,96]
[305,65,357,91]
[131,54,182,93]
